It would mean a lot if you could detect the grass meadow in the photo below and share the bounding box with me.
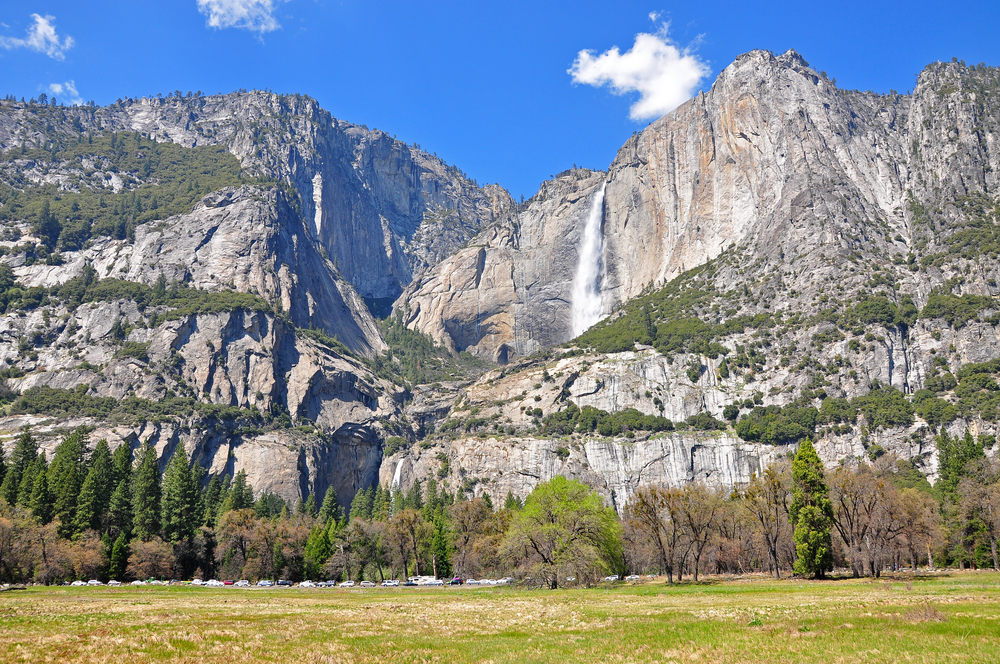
[1,571,998,663]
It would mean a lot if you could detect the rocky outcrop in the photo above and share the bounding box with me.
[397,169,606,362]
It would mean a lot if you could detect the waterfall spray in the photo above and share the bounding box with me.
[571,182,607,337]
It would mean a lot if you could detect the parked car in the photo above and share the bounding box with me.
[359,581,375,588]
[277,579,292,587]
[87,580,103,586]
[192,579,203,586]
[402,581,417,587]
[235,580,249,587]
[426,579,445,586]
[625,575,642,582]
[130,580,146,586]
[381,580,400,587]
[300,580,316,588]
[604,575,620,582]
[107,580,122,587]
[257,580,274,587]
[466,579,479,585]
[223,580,234,586]
[338,580,355,588]
[71,580,87,586]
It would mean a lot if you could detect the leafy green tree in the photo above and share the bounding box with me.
[501,476,622,588]
[108,531,130,581]
[789,439,834,579]
[132,444,162,541]
[161,447,199,543]
[47,428,87,537]
[503,491,523,512]
[1,430,38,506]
[74,440,115,535]
[936,429,984,502]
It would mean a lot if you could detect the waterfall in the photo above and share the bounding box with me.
[571,182,607,337]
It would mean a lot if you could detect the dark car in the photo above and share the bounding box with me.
[402,581,417,587]
[277,579,292,586]
[449,578,464,585]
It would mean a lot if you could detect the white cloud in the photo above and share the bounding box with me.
[197,0,284,33]
[648,11,661,22]
[0,14,74,60]
[568,23,709,121]
[47,81,83,106]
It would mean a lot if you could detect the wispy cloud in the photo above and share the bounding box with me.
[196,0,284,33]
[0,14,74,60]
[47,81,83,106]
[568,22,709,121]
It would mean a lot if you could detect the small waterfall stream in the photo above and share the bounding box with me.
[571,182,607,337]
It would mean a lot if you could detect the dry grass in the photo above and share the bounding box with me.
[1,571,999,662]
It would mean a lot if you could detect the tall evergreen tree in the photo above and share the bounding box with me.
[132,443,162,541]
[219,470,253,516]
[108,531,130,581]
[349,486,373,521]
[297,493,318,518]
[161,447,199,543]
[422,477,439,521]
[789,439,834,579]
[47,428,87,537]
[371,484,390,522]
[1,430,38,506]
[16,452,41,508]
[74,439,115,535]
[317,487,342,525]
[111,443,133,486]
[107,477,133,540]
[29,458,53,524]
[405,480,423,511]
[202,474,223,527]
[303,525,332,579]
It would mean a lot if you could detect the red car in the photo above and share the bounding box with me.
[222,580,234,586]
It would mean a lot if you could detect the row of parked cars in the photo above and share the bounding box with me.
[68,576,518,588]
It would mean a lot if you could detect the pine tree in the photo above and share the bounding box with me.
[74,439,115,535]
[789,439,834,579]
[203,474,223,527]
[108,531,130,581]
[349,486,373,521]
[430,513,453,579]
[107,477,133,540]
[304,525,332,579]
[161,447,199,543]
[111,443,133,486]
[17,452,41,508]
[29,458,53,524]
[47,428,87,537]
[317,487,342,525]
[371,484,390,522]
[503,491,523,511]
[422,477,439,521]
[219,470,253,516]
[1,430,38,506]
[132,443,162,541]
[405,480,423,511]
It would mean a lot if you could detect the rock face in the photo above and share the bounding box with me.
[397,169,605,362]
[0,92,512,305]
[0,303,399,506]
[403,51,1000,360]
[3,52,1000,508]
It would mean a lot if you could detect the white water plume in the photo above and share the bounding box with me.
[571,182,607,337]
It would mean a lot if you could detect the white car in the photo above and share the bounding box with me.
[107,580,122,587]
[380,579,400,587]
[604,575,620,582]
[625,575,642,582]
[192,579,203,586]
[359,581,375,588]
[87,580,103,586]
[130,580,146,586]
[300,580,316,588]
[235,580,249,587]
[205,579,224,587]
[338,580,355,588]
[425,579,445,586]
[466,579,479,585]
[71,580,86,586]
[257,580,274,587]
[497,577,513,585]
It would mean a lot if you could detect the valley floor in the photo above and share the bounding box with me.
[1,571,998,662]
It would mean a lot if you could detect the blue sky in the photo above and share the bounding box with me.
[2,1,999,199]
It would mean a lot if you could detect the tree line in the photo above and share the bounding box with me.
[0,427,998,586]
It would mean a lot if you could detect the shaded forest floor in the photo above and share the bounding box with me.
[1,571,998,662]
